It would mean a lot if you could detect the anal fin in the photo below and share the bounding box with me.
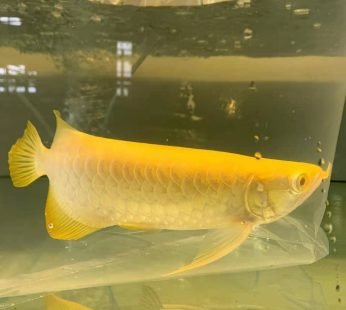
[45,188,98,240]
[164,222,253,277]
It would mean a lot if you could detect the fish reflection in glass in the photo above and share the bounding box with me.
[45,294,93,310]
[8,111,331,275]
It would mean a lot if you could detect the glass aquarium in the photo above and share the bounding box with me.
[0,0,345,308]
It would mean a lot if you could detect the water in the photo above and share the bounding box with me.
[0,0,345,308]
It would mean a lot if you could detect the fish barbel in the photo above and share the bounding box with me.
[8,111,331,275]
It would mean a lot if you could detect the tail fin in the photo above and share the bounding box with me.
[8,121,46,187]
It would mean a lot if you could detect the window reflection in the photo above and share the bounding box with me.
[117,41,132,56]
[0,17,22,26]
[116,41,132,97]
[0,65,37,94]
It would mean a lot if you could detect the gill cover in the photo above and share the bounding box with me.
[245,175,276,221]
[245,162,331,223]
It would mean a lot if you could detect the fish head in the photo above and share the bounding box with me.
[245,161,331,224]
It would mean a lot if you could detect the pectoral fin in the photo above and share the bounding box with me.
[45,188,98,240]
[164,222,253,277]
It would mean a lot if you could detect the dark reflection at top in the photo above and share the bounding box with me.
[0,0,345,177]
[0,0,345,57]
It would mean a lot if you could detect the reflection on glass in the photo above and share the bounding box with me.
[0,17,22,27]
[0,65,37,94]
[117,41,132,56]
[116,41,132,97]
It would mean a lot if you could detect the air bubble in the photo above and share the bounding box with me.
[325,199,330,207]
[319,158,326,166]
[254,135,260,142]
[326,210,332,218]
[330,236,336,243]
[317,147,322,153]
[48,223,54,229]
[234,40,242,49]
[178,278,186,283]
[323,223,333,234]
[54,3,63,10]
[254,152,262,160]
[313,22,322,29]
[293,8,310,16]
[224,99,238,118]
[285,3,292,10]
[236,0,251,8]
[243,27,253,40]
[257,183,264,192]
[52,10,62,18]
[90,14,101,23]
[248,81,257,90]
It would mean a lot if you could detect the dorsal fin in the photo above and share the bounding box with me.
[53,110,76,132]
[51,110,79,147]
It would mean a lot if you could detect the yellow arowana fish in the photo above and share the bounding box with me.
[8,111,331,276]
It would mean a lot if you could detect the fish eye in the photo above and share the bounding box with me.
[292,173,308,192]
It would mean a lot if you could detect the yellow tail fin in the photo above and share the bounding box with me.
[8,121,47,187]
